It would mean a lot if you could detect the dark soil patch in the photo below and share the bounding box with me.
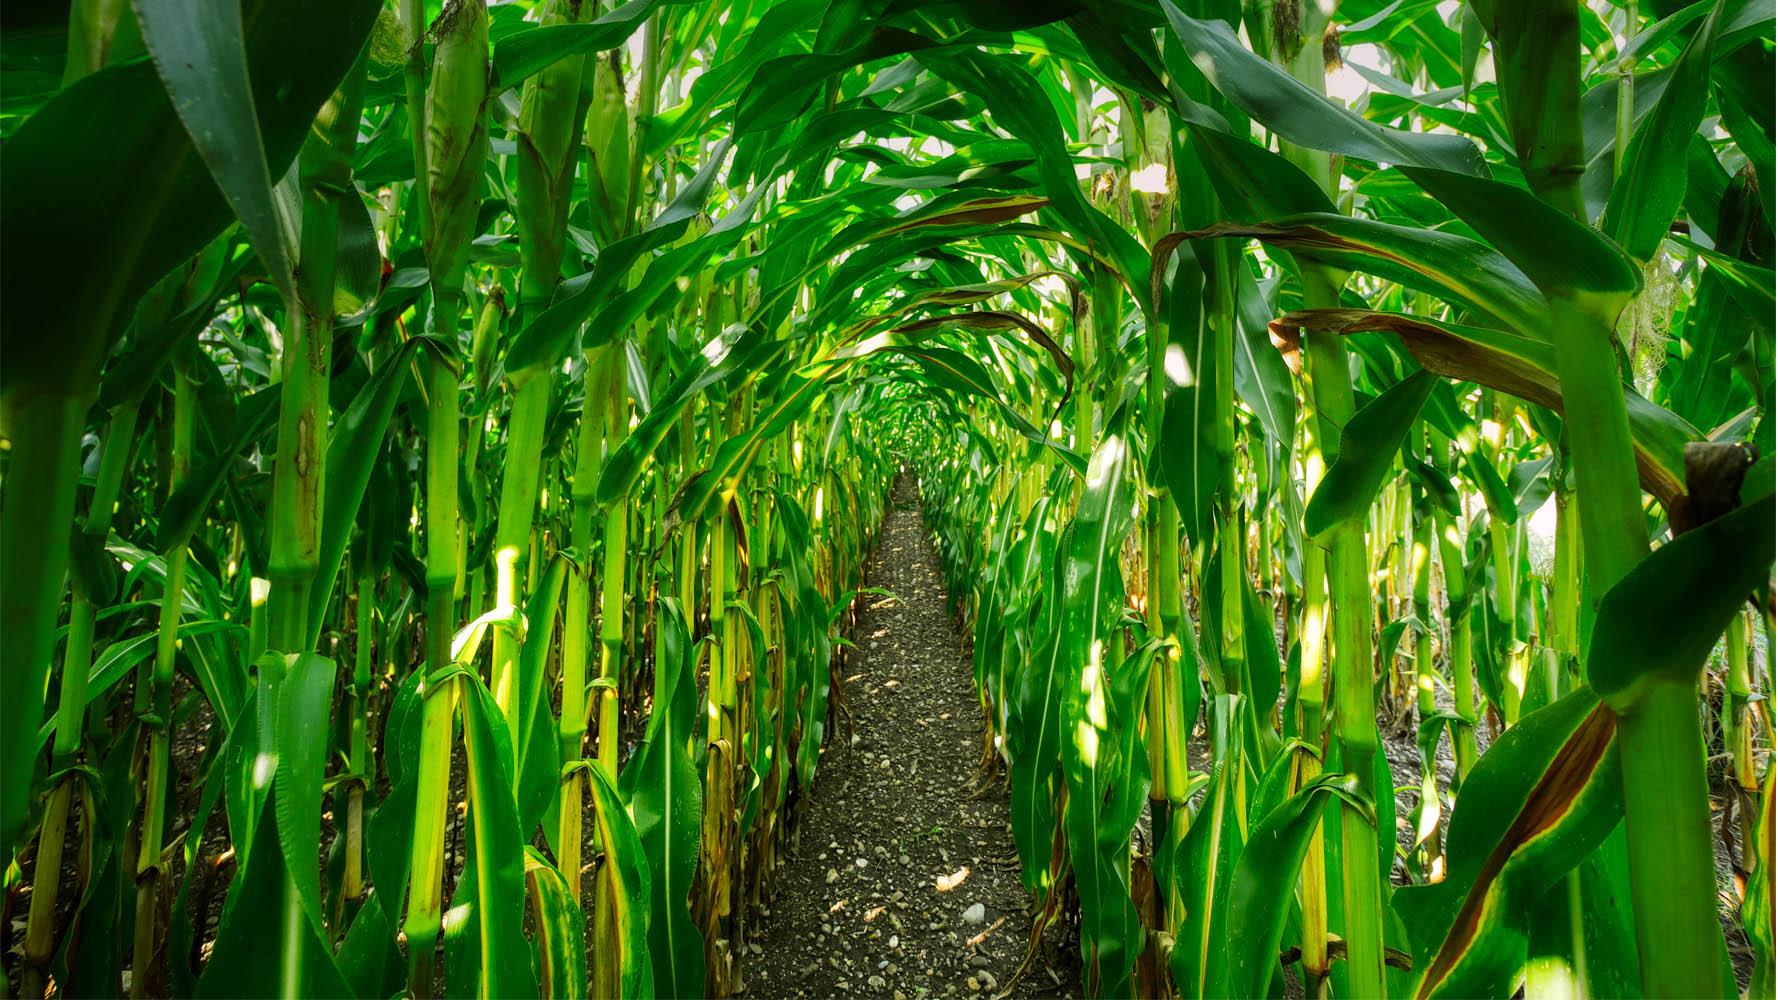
[742,474,1075,1000]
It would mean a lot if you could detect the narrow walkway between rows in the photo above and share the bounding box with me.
[743,473,1074,999]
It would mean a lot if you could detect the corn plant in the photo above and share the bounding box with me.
[1,0,1772,998]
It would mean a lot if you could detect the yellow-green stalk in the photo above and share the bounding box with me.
[1295,405,1334,996]
[404,352,462,1000]
[1260,2,1388,991]
[22,397,137,995]
[596,350,631,783]
[558,349,611,905]
[1430,434,1477,784]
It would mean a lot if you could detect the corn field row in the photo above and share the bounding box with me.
[0,0,1772,997]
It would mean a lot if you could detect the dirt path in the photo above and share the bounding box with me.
[743,474,1074,1000]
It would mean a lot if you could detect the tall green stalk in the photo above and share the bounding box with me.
[1431,436,1478,783]
[1556,296,1719,996]
[560,347,612,906]
[22,398,137,994]
[131,360,193,999]
[1,389,89,862]
[1295,418,1333,995]
[1303,314,1388,1000]
[1489,0,1721,977]
[489,374,549,738]
[405,352,462,1000]
[1411,429,1440,866]
[263,230,321,650]
[590,342,632,1000]
[266,43,366,652]
[596,348,631,780]
[1264,4,1387,990]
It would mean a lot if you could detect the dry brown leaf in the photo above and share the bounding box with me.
[965,916,1006,948]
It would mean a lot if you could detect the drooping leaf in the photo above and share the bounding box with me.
[1280,308,1697,510]
[1161,4,1489,176]
[490,0,665,90]
[1183,215,1547,335]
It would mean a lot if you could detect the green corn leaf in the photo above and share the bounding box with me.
[1171,696,1247,1000]
[916,48,1150,292]
[726,597,770,836]
[737,27,939,134]
[1282,308,1697,510]
[524,847,589,999]
[1745,768,1777,997]
[448,676,534,999]
[6,0,372,400]
[1183,214,1548,335]
[517,555,569,834]
[97,241,248,411]
[1009,536,1071,894]
[1232,267,1298,450]
[582,762,657,1000]
[335,893,405,999]
[63,621,246,733]
[580,183,773,357]
[1523,834,1643,999]
[1182,118,1340,224]
[198,791,354,998]
[641,0,824,157]
[157,386,279,551]
[620,598,707,1000]
[1161,4,1489,176]
[1602,0,1729,261]
[1058,421,1144,997]
[1422,381,1519,523]
[505,137,737,375]
[1223,774,1369,999]
[363,670,428,978]
[1394,689,1624,999]
[303,336,436,643]
[1587,492,1775,710]
[168,735,241,997]
[1399,165,1642,317]
[134,0,296,301]
[0,0,377,860]
[198,654,348,998]
[333,186,382,321]
[1304,371,1436,539]
[490,0,665,91]
[272,653,338,936]
[597,322,753,507]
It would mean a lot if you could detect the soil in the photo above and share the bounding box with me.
[742,474,1075,1000]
